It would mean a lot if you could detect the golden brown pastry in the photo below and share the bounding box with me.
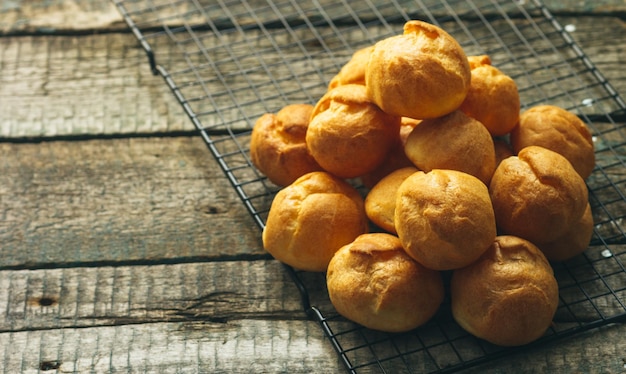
[403,110,496,185]
[489,146,588,243]
[365,166,419,234]
[306,84,401,178]
[510,105,595,179]
[360,117,420,188]
[328,46,373,89]
[395,169,497,270]
[451,235,559,346]
[536,202,594,261]
[459,55,520,136]
[366,20,471,119]
[249,104,322,186]
[326,233,444,332]
[262,171,369,272]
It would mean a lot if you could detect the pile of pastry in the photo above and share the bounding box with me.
[249,20,595,346]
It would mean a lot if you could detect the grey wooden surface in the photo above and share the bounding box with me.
[1,1,625,373]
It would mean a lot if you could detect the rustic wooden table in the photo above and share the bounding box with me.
[1,0,625,373]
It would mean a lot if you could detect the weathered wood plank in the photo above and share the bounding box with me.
[1,16,624,138]
[0,320,345,374]
[0,246,623,354]
[2,254,622,372]
[465,322,626,374]
[0,33,190,137]
[558,15,626,99]
[1,0,624,34]
[544,0,626,14]
[0,137,266,268]
[1,134,624,268]
[0,0,125,34]
[1,319,625,373]
[0,261,330,332]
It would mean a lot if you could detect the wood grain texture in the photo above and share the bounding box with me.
[0,33,190,137]
[0,137,265,268]
[559,15,626,99]
[0,130,621,268]
[0,261,330,331]
[465,322,626,374]
[1,0,624,34]
[0,0,124,34]
[1,15,624,137]
[1,320,625,373]
[0,320,345,374]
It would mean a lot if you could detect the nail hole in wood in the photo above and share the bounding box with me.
[39,360,61,371]
[202,205,220,214]
[38,297,57,307]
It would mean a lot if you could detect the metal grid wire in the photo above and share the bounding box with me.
[113,0,626,372]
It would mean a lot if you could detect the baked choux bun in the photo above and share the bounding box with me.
[365,167,419,234]
[326,233,445,332]
[360,117,420,188]
[328,46,373,89]
[510,105,595,179]
[459,55,520,136]
[262,171,369,272]
[366,20,471,119]
[536,202,594,262]
[489,146,588,244]
[404,110,496,185]
[395,169,497,271]
[249,104,322,186]
[306,84,401,178]
[451,235,559,346]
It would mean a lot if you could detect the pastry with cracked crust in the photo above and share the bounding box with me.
[306,84,400,178]
[404,110,496,186]
[327,233,444,332]
[489,146,588,243]
[451,235,559,346]
[249,104,322,186]
[366,20,471,119]
[510,105,595,179]
[459,55,520,136]
[395,169,497,271]
[262,171,369,272]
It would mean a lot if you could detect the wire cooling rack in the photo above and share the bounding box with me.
[113,0,626,372]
